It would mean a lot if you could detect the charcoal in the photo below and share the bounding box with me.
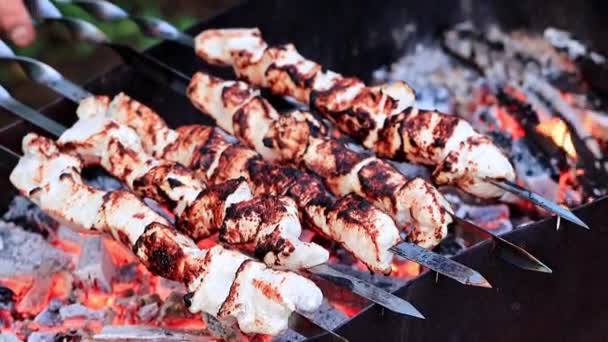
[157,292,190,320]
[93,325,213,341]
[137,302,159,321]
[55,225,86,245]
[456,203,513,235]
[16,263,55,316]
[74,236,116,292]
[435,233,467,257]
[115,263,138,283]
[157,278,186,295]
[59,303,109,323]
[34,299,63,326]
[0,286,14,310]
[52,330,82,342]
[203,313,243,342]
[26,332,56,342]
[0,222,70,278]
[3,196,58,237]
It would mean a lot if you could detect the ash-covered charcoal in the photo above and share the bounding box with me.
[203,313,243,342]
[74,236,117,293]
[157,291,195,322]
[434,233,467,257]
[34,299,63,326]
[3,196,58,237]
[115,263,138,283]
[50,330,82,342]
[456,203,513,235]
[373,44,481,112]
[59,303,111,323]
[26,331,84,342]
[94,325,213,341]
[442,22,583,89]
[137,302,159,322]
[0,222,71,278]
[17,263,56,317]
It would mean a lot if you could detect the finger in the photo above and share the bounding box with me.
[0,0,35,47]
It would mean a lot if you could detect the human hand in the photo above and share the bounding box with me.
[0,0,35,47]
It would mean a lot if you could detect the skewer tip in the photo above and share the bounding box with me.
[489,178,591,231]
[396,303,425,319]
[466,273,493,288]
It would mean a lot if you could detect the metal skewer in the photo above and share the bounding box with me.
[62,0,591,231]
[489,179,590,230]
[2,15,501,287]
[50,0,195,47]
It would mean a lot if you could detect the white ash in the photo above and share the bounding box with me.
[0,221,70,278]
[3,196,57,237]
[25,332,56,342]
[94,325,214,341]
[34,299,63,326]
[59,303,111,323]
[137,302,159,322]
[544,27,606,64]
[74,236,117,293]
[373,44,481,112]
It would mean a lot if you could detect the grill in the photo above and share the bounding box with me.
[0,0,607,341]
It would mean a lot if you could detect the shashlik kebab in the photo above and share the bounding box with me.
[0,34,548,278]
[8,133,323,336]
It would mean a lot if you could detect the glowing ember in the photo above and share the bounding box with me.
[536,118,577,158]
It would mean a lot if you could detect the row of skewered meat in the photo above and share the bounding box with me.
[195,28,517,200]
[7,25,574,338]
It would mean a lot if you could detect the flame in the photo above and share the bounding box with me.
[391,260,421,279]
[495,107,526,139]
[536,117,577,158]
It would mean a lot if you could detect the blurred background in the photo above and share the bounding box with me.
[1,0,239,108]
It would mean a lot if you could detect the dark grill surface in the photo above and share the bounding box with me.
[0,0,607,341]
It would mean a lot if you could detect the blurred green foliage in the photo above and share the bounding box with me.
[15,0,198,60]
